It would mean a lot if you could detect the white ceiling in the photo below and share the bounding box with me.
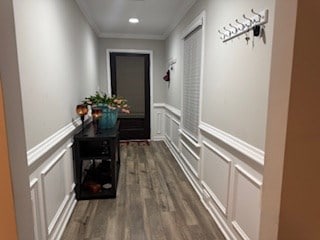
[75,0,197,40]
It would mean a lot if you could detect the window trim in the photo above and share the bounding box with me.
[180,11,206,145]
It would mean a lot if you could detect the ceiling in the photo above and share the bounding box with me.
[75,0,197,40]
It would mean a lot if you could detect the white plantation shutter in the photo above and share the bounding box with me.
[182,25,203,140]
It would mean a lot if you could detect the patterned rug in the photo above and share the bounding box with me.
[120,140,150,146]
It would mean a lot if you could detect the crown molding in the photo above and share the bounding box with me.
[163,0,197,36]
[99,32,167,40]
[75,0,197,40]
[75,0,101,36]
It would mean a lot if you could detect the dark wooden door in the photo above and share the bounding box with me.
[110,53,150,140]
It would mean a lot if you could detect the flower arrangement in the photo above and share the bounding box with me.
[84,91,130,114]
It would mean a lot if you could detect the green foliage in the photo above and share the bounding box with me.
[83,91,130,113]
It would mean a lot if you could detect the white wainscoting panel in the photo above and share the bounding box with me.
[164,136,203,199]
[152,104,165,140]
[160,104,202,196]
[180,139,199,177]
[30,179,43,240]
[231,165,262,240]
[40,150,67,235]
[202,141,231,216]
[164,104,181,117]
[156,112,162,134]
[28,121,80,240]
[152,104,265,240]
[164,113,171,140]
[64,142,74,194]
[171,118,180,151]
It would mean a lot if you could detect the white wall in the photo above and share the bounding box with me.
[98,38,167,103]
[12,0,100,239]
[0,0,34,239]
[161,0,277,239]
[259,1,297,239]
[13,0,99,150]
[166,0,275,150]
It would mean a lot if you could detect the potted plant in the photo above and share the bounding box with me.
[83,92,130,129]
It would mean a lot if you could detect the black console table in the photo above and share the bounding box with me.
[73,121,120,200]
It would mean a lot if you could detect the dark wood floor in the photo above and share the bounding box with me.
[61,141,225,240]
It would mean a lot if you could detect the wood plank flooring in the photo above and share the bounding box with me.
[61,141,225,240]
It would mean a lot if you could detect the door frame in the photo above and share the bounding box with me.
[106,49,153,139]
[0,79,18,240]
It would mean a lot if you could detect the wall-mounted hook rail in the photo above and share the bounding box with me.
[223,27,232,37]
[229,24,238,34]
[251,9,262,22]
[243,14,254,27]
[218,9,268,43]
[236,19,246,31]
[218,30,226,40]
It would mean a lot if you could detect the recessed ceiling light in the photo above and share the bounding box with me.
[129,18,139,24]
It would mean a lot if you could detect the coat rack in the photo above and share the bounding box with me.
[218,9,269,42]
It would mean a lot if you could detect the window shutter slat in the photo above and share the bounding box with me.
[182,26,202,140]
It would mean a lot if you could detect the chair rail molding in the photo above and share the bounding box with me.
[153,103,181,118]
[199,121,265,166]
[27,118,83,166]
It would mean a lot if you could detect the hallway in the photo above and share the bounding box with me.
[61,141,224,240]
[2,0,320,239]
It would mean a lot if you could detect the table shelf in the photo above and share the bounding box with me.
[73,121,120,200]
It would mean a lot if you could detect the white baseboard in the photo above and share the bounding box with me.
[152,135,165,141]
[55,193,77,240]
[163,138,235,240]
[164,138,202,197]
[200,196,236,240]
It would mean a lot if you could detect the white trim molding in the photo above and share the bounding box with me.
[179,129,201,148]
[164,104,181,118]
[75,0,197,40]
[234,165,263,189]
[152,104,165,141]
[74,0,101,35]
[153,103,165,108]
[202,181,227,216]
[106,49,154,140]
[28,122,78,240]
[106,49,154,96]
[231,164,262,240]
[202,140,232,216]
[27,119,82,166]
[181,11,205,39]
[40,150,67,236]
[180,140,199,178]
[100,32,167,40]
[153,103,181,118]
[164,113,171,141]
[30,178,44,240]
[199,121,265,166]
[163,137,203,197]
[152,103,180,140]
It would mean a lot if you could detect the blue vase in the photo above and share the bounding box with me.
[98,106,118,129]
